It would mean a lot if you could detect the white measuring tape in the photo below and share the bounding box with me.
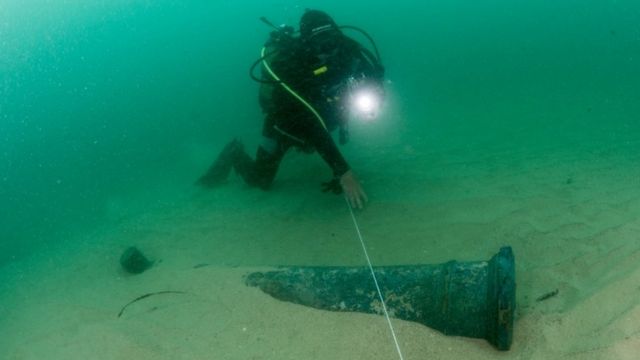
[346,198,405,360]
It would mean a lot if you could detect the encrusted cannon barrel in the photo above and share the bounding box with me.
[245,246,516,350]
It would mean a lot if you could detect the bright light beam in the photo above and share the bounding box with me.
[351,89,380,120]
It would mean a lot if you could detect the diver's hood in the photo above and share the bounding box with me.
[299,10,341,40]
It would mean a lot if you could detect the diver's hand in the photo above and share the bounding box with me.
[321,178,342,194]
[340,170,368,210]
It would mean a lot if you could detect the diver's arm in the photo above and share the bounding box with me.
[308,120,368,209]
[309,121,350,178]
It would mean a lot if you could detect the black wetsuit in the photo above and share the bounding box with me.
[198,35,384,190]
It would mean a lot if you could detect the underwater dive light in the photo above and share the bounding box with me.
[347,78,383,120]
[352,89,380,119]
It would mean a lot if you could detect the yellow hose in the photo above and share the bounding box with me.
[261,47,328,131]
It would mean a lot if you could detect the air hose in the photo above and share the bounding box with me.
[259,47,328,131]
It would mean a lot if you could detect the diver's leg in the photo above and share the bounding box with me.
[234,136,290,190]
[196,138,246,187]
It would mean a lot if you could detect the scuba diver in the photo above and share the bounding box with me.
[196,9,385,209]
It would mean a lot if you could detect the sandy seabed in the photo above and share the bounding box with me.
[1,139,639,360]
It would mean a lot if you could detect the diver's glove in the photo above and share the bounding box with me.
[321,178,343,194]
